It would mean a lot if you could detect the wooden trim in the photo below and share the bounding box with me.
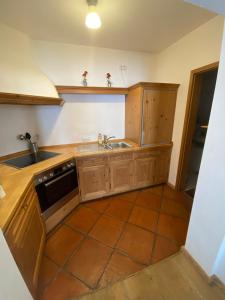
[181,247,212,283]
[129,82,180,91]
[211,275,225,293]
[190,62,219,75]
[0,92,64,106]
[175,62,219,191]
[56,86,129,95]
[167,182,176,190]
[181,246,225,292]
[56,83,180,95]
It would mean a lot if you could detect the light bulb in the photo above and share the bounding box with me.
[85,5,101,29]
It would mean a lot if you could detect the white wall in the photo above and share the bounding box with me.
[0,105,38,156]
[185,0,225,16]
[31,40,156,87]
[154,16,224,185]
[0,230,32,300]
[0,23,59,156]
[213,236,225,283]
[31,40,156,147]
[185,20,225,283]
[35,94,125,146]
[0,23,58,97]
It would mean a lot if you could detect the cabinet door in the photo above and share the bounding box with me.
[109,160,134,193]
[154,152,170,184]
[142,89,177,145]
[134,157,156,188]
[5,185,45,297]
[79,165,109,201]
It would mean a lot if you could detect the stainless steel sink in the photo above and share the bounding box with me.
[105,142,132,149]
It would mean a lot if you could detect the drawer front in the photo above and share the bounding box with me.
[76,155,107,167]
[134,150,161,159]
[109,152,133,161]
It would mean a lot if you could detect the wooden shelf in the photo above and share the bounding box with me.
[0,92,64,106]
[55,85,129,95]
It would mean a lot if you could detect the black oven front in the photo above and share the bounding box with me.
[35,159,78,213]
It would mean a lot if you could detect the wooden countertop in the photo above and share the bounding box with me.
[0,139,172,231]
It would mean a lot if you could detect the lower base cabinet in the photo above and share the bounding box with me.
[155,151,171,184]
[77,147,171,202]
[134,157,156,188]
[4,184,45,297]
[109,159,134,193]
[78,164,109,201]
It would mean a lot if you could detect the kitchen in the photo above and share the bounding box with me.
[0,1,225,300]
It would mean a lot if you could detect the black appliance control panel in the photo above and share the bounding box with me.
[34,159,76,186]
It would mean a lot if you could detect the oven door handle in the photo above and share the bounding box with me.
[44,169,75,188]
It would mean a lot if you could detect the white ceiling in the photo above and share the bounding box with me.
[0,0,216,52]
[184,0,225,16]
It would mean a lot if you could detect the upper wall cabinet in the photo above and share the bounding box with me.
[125,82,179,146]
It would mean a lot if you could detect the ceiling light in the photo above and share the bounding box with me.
[85,0,102,29]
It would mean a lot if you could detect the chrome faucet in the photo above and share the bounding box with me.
[103,135,116,148]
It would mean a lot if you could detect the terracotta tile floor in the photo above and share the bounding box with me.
[38,185,193,300]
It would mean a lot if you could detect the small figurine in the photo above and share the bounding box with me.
[82,71,88,86]
[106,73,112,87]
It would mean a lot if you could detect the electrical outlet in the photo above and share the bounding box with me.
[120,65,127,71]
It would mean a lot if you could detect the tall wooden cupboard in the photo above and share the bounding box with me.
[125,82,179,146]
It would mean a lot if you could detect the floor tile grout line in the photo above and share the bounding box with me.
[45,201,186,272]
[59,207,119,290]
[41,228,89,295]
[42,239,96,293]
[40,185,190,298]
[95,247,115,289]
[94,200,138,289]
[91,193,139,289]
[65,267,96,291]
[148,185,165,264]
[112,192,156,265]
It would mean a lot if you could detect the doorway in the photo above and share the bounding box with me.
[176,62,218,196]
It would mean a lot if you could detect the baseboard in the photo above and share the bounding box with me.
[211,275,225,294]
[167,182,176,190]
[181,247,225,293]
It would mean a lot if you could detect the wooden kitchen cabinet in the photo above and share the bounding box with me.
[125,82,179,146]
[109,158,134,193]
[77,146,171,202]
[78,164,109,201]
[154,150,171,184]
[4,183,45,297]
[134,148,171,188]
[134,156,156,188]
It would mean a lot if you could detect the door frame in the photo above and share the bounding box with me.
[175,61,219,191]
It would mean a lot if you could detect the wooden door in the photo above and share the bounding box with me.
[109,160,134,193]
[79,165,109,201]
[134,157,156,188]
[5,185,45,297]
[142,89,177,145]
